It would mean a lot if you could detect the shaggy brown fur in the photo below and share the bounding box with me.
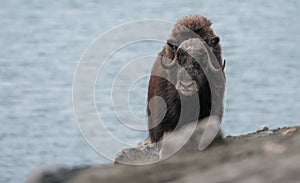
[147,14,223,143]
[160,15,222,67]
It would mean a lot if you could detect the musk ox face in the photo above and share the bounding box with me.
[161,37,221,97]
[174,48,205,96]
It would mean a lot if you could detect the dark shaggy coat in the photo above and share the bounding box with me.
[147,15,223,143]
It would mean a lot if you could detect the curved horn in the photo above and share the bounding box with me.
[207,55,222,73]
[222,59,226,71]
[160,55,176,69]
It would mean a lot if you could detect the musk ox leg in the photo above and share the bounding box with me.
[147,94,168,143]
[159,116,223,159]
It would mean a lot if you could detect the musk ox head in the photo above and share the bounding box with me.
[160,37,225,97]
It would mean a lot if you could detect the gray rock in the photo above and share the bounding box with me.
[115,116,222,164]
[27,126,300,183]
[257,125,269,132]
[26,165,89,183]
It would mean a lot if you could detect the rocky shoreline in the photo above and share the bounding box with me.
[27,125,300,183]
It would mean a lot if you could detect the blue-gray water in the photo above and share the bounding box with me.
[1,0,300,182]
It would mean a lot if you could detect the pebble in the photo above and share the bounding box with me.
[257,126,269,132]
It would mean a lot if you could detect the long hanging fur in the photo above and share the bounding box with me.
[147,14,223,143]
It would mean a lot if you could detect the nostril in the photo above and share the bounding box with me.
[180,80,194,88]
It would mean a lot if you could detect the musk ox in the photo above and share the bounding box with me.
[147,15,226,143]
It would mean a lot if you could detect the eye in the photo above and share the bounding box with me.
[167,40,179,56]
[177,58,185,65]
[176,49,189,65]
[193,61,201,70]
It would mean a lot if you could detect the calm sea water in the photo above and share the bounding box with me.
[1,0,300,182]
